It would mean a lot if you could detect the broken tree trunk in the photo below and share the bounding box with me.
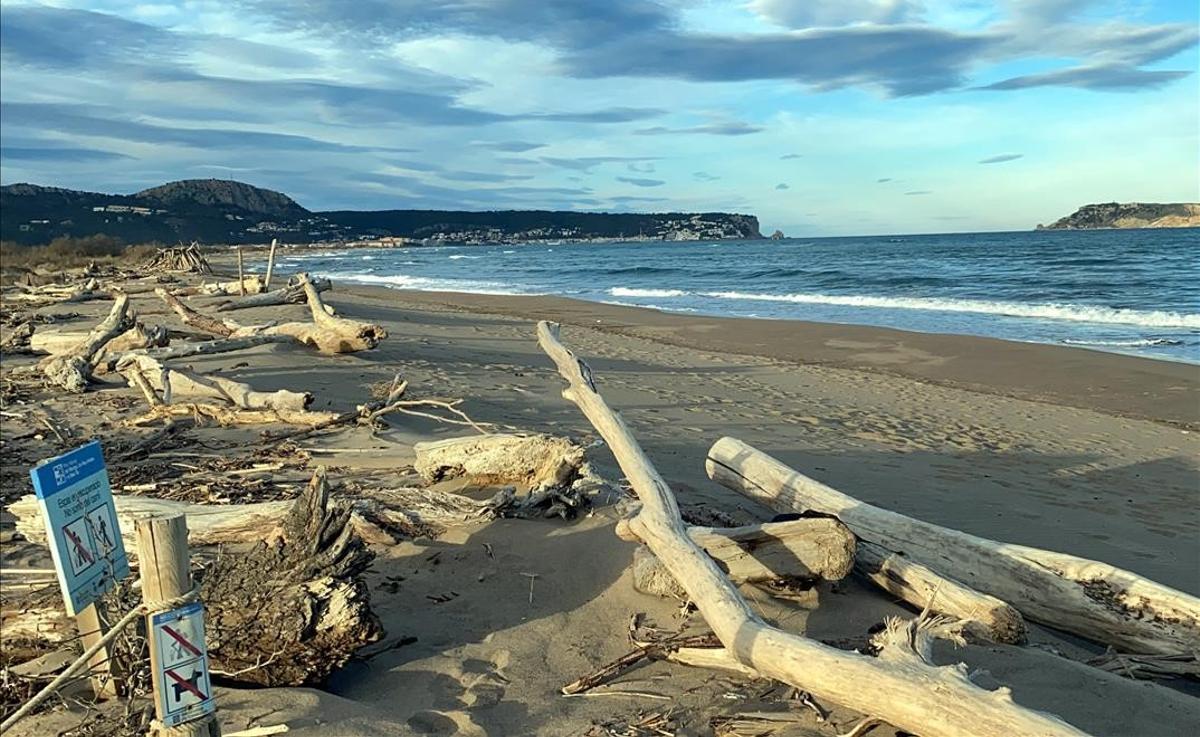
[536,321,1086,737]
[198,467,382,685]
[414,433,585,490]
[156,288,238,337]
[628,517,855,597]
[706,437,1200,657]
[856,540,1026,644]
[38,293,131,392]
[9,485,482,554]
[125,334,293,363]
[117,354,312,412]
[256,277,386,353]
[200,275,264,296]
[215,277,331,312]
[32,322,169,364]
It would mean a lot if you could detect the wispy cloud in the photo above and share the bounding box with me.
[635,121,763,136]
[979,153,1023,164]
[616,176,666,188]
[780,153,803,160]
[775,183,790,190]
[876,177,893,183]
[904,190,932,195]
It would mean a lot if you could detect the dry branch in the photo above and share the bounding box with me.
[536,321,1086,737]
[143,244,212,274]
[706,437,1200,656]
[156,287,238,337]
[257,277,385,353]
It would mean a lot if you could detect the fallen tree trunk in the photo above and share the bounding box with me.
[117,354,312,412]
[254,277,385,353]
[9,484,483,555]
[414,433,585,490]
[215,277,332,312]
[38,293,131,392]
[200,275,264,296]
[197,467,381,685]
[857,540,1026,644]
[156,287,238,337]
[536,321,1086,737]
[31,322,169,358]
[628,518,856,597]
[706,437,1200,656]
[121,334,293,363]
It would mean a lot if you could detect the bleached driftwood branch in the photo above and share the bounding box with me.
[706,437,1200,656]
[215,276,332,312]
[38,293,131,391]
[536,321,1086,737]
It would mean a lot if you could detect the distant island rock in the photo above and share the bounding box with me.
[1,179,763,246]
[1037,202,1200,230]
[770,229,785,240]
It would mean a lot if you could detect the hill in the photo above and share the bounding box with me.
[0,179,761,245]
[1037,202,1200,230]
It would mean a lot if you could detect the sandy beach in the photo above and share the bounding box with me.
[3,278,1198,737]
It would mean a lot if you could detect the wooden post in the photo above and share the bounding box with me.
[236,248,245,297]
[263,239,278,291]
[137,515,220,737]
[75,603,119,699]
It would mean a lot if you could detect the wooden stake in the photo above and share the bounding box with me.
[136,514,220,737]
[263,239,278,291]
[75,603,119,699]
[236,248,245,296]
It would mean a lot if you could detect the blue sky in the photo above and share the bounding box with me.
[1,0,1197,235]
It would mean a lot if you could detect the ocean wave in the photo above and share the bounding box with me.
[698,291,1200,328]
[1061,338,1185,347]
[332,272,525,296]
[448,254,480,260]
[610,287,688,298]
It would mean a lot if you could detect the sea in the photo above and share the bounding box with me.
[278,228,1200,364]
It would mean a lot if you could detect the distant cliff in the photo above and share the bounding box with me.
[0,179,762,245]
[1037,202,1200,230]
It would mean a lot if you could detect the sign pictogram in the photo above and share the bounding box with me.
[151,602,215,727]
[30,441,130,615]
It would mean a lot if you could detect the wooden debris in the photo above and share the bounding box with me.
[38,292,131,392]
[414,433,585,490]
[199,467,382,685]
[255,276,386,353]
[216,276,331,312]
[117,354,313,412]
[156,287,238,337]
[706,436,1200,656]
[537,321,1087,737]
[629,518,856,598]
[143,243,212,274]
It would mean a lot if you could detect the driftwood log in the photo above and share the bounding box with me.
[256,277,385,353]
[857,540,1025,644]
[8,484,484,553]
[215,276,332,312]
[198,468,382,685]
[117,354,312,412]
[143,244,212,274]
[414,433,585,490]
[706,437,1200,656]
[38,293,131,391]
[628,518,856,597]
[536,321,1086,737]
[156,288,238,337]
[200,275,264,296]
[31,322,169,361]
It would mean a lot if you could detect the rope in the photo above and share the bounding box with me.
[0,587,199,734]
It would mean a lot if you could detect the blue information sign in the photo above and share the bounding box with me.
[30,440,130,615]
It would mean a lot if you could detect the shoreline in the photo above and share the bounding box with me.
[336,284,1200,428]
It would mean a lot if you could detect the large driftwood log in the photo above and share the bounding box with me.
[255,278,385,353]
[857,540,1026,644]
[38,293,131,391]
[198,468,381,685]
[31,322,169,359]
[628,519,855,598]
[9,484,483,553]
[200,275,264,296]
[414,433,585,490]
[117,354,312,412]
[156,288,238,337]
[128,334,293,362]
[706,437,1200,656]
[537,321,1086,737]
[215,277,331,312]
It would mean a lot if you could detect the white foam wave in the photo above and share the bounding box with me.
[610,287,688,298]
[333,272,523,296]
[1061,338,1184,347]
[361,255,374,261]
[698,291,1200,329]
[448,254,480,260]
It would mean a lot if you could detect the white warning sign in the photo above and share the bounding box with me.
[151,602,215,727]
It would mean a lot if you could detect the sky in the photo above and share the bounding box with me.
[0,0,1197,236]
